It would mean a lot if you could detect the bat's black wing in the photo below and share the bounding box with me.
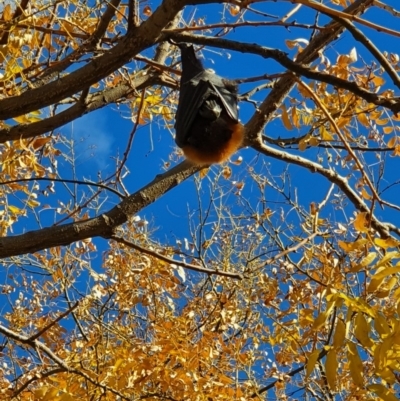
[175,70,239,148]
[206,71,239,122]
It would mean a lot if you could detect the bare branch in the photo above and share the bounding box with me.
[111,235,243,279]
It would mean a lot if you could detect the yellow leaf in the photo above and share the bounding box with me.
[347,342,364,387]
[371,75,385,87]
[43,387,60,401]
[306,349,320,378]
[345,305,353,338]
[143,5,152,16]
[320,126,335,141]
[34,387,48,398]
[313,301,335,330]
[383,126,394,134]
[32,137,52,149]
[0,44,9,63]
[337,116,350,128]
[333,319,346,349]
[375,118,389,126]
[338,54,350,66]
[374,313,391,338]
[3,4,12,21]
[219,374,233,384]
[313,311,328,330]
[372,265,400,281]
[376,337,392,369]
[350,252,376,272]
[291,106,299,128]
[113,358,124,370]
[368,384,398,401]
[387,136,397,148]
[27,199,40,208]
[368,267,386,293]
[27,115,42,123]
[146,94,162,105]
[222,166,232,180]
[229,5,240,16]
[374,251,400,269]
[285,40,297,50]
[162,105,173,120]
[357,112,369,127]
[361,188,372,200]
[8,205,25,215]
[13,115,30,124]
[348,47,357,63]
[353,212,369,233]
[281,104,293,130]
[393,144,400,156]
[338,238,368,252]
[354,313,373,347]
[60,394,74,401]
[376,367,397,385]
[325,349,337,390]
[374,237,400,249]
[298,138,307,151]
[198,167,209,179]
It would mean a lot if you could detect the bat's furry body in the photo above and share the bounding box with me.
[174,45,244,165]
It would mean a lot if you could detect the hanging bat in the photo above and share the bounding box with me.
[174,44,244,165]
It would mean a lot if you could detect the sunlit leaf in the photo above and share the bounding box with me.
[353,212,369,233]
[325,349,337,390]
[354,312,373,347]
[347,342,364,387]
[333,319,346,349]
[368,384,398,401]
[281,104,293,130]
[306,349,320,378]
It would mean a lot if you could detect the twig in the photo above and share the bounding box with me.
[296,78,382,206]
[165,20,325,33]
[29,301,80,341]
[291,0,400,38]
[111,235,244,279]
[330,15,400,91]
[256,233,318,270]
[164,33,400,114]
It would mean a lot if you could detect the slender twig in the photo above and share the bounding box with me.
[330,15,400,91]
[256,233,318,270]
[286,0,400,38]
[165,20,325,33]
[164,33,400,114]
[111,235,244,279]
[296,78,382,205]
[0,177,124,198]
[29,301,80,341]
[116,89,146,182]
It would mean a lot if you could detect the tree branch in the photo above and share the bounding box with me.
[0,161,199,258]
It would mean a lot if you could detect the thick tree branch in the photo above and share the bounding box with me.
[0,161,199,259]
[0,0,188,120]
[254,140,399,239]
[88,0,122,46]
[165,33,400,114]
[0,73,174,143]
